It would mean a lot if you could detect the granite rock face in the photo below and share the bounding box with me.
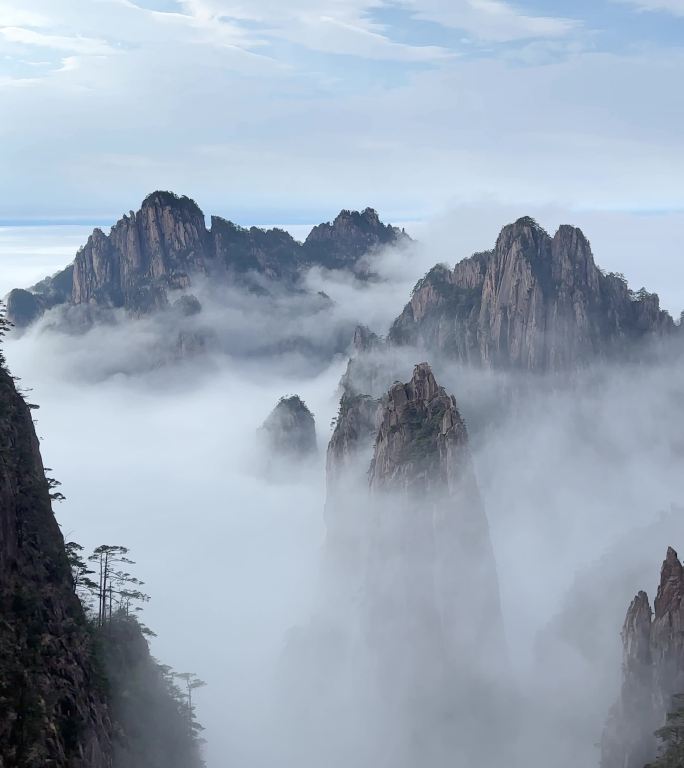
[7,192,407,327]
[601,548,684,768]
[321,363,507,766]
[72,192,207,314]
[0,365,112,767]
[364,364,505,681]
[390,217,674,370]
[259,395,317,459]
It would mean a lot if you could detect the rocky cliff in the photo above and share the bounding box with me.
[0,327,205,766]
[0,363,112,766]
[364,364,507,765]
[601,547,684,768]
[390,217,674,371]
[364,364,505,674]
[7,193,407,326]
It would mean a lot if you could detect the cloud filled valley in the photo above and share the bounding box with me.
[4,201,684,767]
[2,1,683,765]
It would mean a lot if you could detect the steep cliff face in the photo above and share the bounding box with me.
[601,592,657,768]
[281,362,509,767]
[390,217,674,370]
[651,548,684,715]
[362,364,507,765]
[365,364,505,670]
[72,192,208,314]
[7,193,406,326]
[325,391,383,549]
[0,365,112,767]
[602,548,684,768]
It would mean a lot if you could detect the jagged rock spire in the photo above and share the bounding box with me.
[369,362,471,494]
[602,547,684,768]
[363,363,507,764]
[654,546,684,619]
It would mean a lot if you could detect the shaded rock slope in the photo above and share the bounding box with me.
[7,191,408,326]
[601,547,684,768]
[102,617,204,768]
[0,341,204,767]
[0,363,112,766]
[390,217,674,371]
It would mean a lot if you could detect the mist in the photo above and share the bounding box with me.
[4,210,684,767]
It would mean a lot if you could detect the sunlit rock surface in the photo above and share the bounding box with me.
[390,217,673,370]
[7,192,408,326]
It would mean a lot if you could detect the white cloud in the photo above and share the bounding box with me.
[614,0,684,15]
[0,0,682,218]
[0,26,115,55]
[176,0,453,61]
[399,0,580,42]
[0,1,50,26]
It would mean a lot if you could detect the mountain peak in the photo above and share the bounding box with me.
[602,547,684,768]
[259,395,318,458]
[654,546,684,620]
[7,194,406,329]
[513,215,547,233]
[369,362,471,493]
[140,190,203,215]
[303,207,406,271]
[390,216,673,371]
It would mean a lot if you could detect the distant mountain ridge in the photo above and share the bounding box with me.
[6,191,409,327]
[389,216,675,371]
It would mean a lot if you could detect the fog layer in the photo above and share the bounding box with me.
[4,214,684,767]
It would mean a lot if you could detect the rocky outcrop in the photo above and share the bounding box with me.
[601,548,684,768]
[6,265,74,327]
[283,363,508,767]
[601,592,657,768]
[5,288,42,328]
[259,395,317,459]
[303,208,408,272]
[0,364,112,766]
[337,325,387,400]
[363,364,507,765]
[390,217,674,371]
[365,364,505,675]
[8,193,407,327]
[72,192,208,314]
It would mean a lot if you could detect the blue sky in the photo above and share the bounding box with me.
[0,0,683,222]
